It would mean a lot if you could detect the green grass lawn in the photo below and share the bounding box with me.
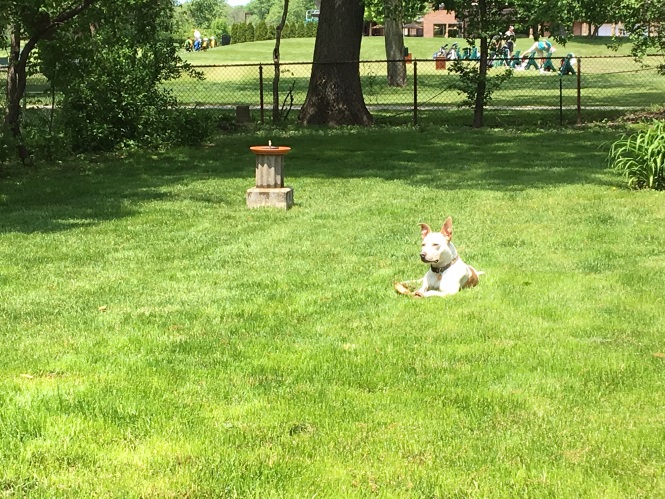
[181,36,639,64]
[1,125,664,496]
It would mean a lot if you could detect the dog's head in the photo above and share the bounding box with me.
[418,217,455,265]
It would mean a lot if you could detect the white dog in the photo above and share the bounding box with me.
[414,217,482,298]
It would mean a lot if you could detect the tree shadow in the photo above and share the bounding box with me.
[283,126,617,191]
[0,126,618,234]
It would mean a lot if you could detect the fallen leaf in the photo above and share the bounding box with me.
[20,374,34,379]
[98,305,108,312]
[653,352,665,359]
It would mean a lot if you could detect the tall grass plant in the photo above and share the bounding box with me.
[609,119,665,190]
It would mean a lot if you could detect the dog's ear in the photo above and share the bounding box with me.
[441,217,453,240]
[418,223,431,239]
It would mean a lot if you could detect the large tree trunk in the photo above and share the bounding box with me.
[298,0,372,126]
[384,0,406,87]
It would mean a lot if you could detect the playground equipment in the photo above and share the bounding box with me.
[559,53,577,76]
[459,46,479,60]
[432,42,460,60]
[305,9,319,22]
[541,55,557,72]
[509,50,521,68]
[491,46,511,67]
[515,51,556,72]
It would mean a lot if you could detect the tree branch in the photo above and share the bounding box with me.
[19,0,98,69]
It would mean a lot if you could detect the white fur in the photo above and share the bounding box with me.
[414,217,482,298]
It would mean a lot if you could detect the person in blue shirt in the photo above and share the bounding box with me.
[522,38,555,59]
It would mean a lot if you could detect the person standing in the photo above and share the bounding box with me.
[504,25,516,58]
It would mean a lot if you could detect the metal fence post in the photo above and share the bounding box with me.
[413,60,418,126]
[259,64,264,125]
[559,77,563,126]
[576,57,581,125]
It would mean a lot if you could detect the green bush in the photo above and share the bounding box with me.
[254,20,268,41]
[246,22,255,42]
[447,60,513,108]
[230,23,239,44]
[305,21,317,37]
[57,41,205,153]
[164,108,216,147]
[608,120,665,190]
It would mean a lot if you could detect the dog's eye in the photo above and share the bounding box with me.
[434,244,440,249]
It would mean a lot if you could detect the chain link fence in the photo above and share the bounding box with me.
[12,54,665,128]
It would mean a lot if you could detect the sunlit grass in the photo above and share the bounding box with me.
[165,38,665,119]
[180,36,641,64]
[1,126,665,496]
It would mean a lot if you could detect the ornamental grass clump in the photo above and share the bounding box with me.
[608,120,665,190]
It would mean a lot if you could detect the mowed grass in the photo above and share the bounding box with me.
[1,125,665,496]
[181,36,640,64]
[165,36,665,120]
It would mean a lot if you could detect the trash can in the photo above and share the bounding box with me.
[221,34,231,46]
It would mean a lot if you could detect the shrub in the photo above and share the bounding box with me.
[164,108,216,147]
[305,21,317,37]
[447,60,513,109]
[255,20,268,41]
[60,52,180,152]
[246,22,255,42]
[608,120,665,190]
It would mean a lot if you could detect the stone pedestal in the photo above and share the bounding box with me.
[246,145,293,209]
[246,187,294,209]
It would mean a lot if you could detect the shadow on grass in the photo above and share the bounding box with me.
[0,125,619,234]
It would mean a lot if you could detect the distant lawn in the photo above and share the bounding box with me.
[180,36,640,64]
[1,126,665,496]
[164,36,664,126]
[161,50,664,127]
[20,36,662,127]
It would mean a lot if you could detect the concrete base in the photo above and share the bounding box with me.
[246,187,294,210]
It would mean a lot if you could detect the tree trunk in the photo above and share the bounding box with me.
[4,25,32,165]
[3,0,96,164]
[298,0,373,126]
[473,0,487,129]
[272,0,289,123]
[473,35,488,129]
[384,0,406,87]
